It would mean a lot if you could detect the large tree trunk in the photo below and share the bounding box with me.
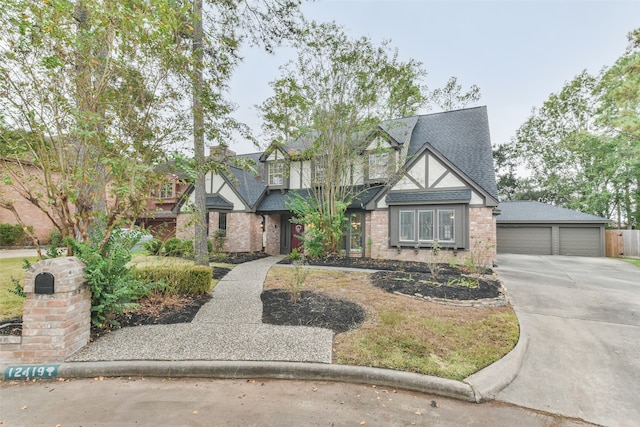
[192,0,209,266]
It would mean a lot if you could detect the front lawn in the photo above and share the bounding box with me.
[264,267,519,381]
[0,257,37,321]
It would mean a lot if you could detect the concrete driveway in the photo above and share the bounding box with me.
[495,254,640,427]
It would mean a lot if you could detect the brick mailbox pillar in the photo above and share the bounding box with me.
[20,257,91,363]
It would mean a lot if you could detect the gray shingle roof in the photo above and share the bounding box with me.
[212,107,498,211]
[257,186,385,212]
[406,107,498,202]
[497,201,611,223]
[228,153,266,209]
[386,189,472,204]
[206,195,233,209]
[379,116,419,145]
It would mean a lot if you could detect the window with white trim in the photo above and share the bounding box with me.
[368,151,388,180]
[158,183,174,199]
[313,158,326,184]
[268,161,284,186]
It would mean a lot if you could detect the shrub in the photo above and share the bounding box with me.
[163,237,182,256]
[143,238,164,256]
[211,229,225,254]
[0,223,33,246]
[179,239,194,258]
[134,265,212,295]
[70,235,148,328]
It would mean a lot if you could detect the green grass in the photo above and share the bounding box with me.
[621,258,640,268]
[0,257,37,321]
[265,267,520,381]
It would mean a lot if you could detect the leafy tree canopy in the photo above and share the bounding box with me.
[495,28,639,228]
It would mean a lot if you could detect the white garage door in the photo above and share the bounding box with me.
[497,226,552,255]
[559,227,601,257]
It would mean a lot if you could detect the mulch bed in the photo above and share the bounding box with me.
[93,292,214,341]
[261,289,366,333]
[370,271,501,300]
[2,255,502,340]
[278,255,491,274]
[211,252,270,264]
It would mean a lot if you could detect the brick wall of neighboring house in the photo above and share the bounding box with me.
[367,207,496,267]
[0,192,56,244]
[0,165,57,244]
[264,214,281,255]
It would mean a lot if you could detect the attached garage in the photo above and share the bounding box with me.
[497,201,611,257]
[497,226,552,255]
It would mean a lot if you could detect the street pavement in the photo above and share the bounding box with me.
[0,377,594,426]
[495,254,640,427]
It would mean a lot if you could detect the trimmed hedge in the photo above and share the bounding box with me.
[134,265,213,294]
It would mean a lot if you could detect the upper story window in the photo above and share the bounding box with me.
[268,161,285,186]
[313,158,326,185]
[368,151,389,181]
[158,183,174,199]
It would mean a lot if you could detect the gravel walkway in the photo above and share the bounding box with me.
[67,256,334,363]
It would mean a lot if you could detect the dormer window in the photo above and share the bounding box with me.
[158,183,174,199]
[368,151,389,181]
[268,161,285,186]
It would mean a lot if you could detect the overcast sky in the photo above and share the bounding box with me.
[225,0,640,154]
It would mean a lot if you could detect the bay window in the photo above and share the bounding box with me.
[390,204,466,248]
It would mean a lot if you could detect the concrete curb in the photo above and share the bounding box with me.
[1,328,528,404]
[463,317,529,402]
[2,360,477,402]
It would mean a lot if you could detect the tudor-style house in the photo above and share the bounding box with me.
[176,106,500,266]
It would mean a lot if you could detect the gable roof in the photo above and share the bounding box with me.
[497,201,611,223]
[404,107,498,202]
[202,107,499,212]
[229,153,266,209]
[379,116,419,145]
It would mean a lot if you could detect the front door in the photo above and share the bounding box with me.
[291,223,305,252]
[279,216,291,254]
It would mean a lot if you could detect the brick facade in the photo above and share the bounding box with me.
[264,214,281,255]
[177,212,266,253]
[366,207,497,267]
[0,257,91,364]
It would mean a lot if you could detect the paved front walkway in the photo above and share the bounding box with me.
[67,256,334,363]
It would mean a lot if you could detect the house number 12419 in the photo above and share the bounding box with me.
[4,365,59,380]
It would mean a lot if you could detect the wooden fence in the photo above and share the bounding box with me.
[606,230,640,258]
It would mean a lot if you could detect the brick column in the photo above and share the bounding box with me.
[20,257,91,363]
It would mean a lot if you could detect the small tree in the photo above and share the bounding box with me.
[260,21,430,255]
